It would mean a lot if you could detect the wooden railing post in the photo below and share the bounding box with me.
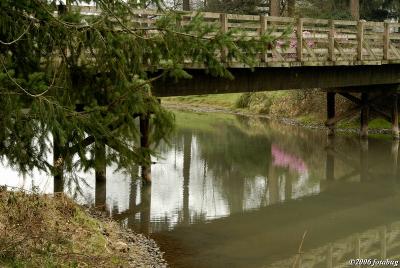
[260,15,268,63]
[357,20,365,61]
[384,22,390,60]
[220,13,228,62]
[328,20,335,61]
[297,18,303,62]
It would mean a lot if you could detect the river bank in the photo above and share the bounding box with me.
[0,188,166,267]
[162,91,394,136]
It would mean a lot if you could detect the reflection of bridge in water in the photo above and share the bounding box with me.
[8,113,396,267]
[270,221,400,268]
[99,122,400,267]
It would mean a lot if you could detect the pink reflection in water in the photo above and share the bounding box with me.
[271,144,308,174]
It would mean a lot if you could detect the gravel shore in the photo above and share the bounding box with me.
[87,208,168,268]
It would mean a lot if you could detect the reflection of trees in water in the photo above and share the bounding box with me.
[193,125,271,214]
[195,126,271,179]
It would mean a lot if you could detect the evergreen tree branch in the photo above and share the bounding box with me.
[0,21,32,46]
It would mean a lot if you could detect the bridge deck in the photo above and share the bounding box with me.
[77,6,400,67]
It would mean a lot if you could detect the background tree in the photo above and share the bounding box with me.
[204,0,264,15]
[295,0,399,20]
[360,0,400,21]
[0,0,273,180]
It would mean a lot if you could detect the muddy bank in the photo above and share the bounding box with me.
[0,188,166,267]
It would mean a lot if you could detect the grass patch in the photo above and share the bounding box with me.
[368,118,391,129]
[164,93,241,108]
[0,189,137,267]
[173,110,238,132]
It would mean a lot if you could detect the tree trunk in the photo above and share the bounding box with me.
[270,0,280,16]
[288,0,295,17]
[350,0,360,20]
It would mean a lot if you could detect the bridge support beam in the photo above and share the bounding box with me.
[360,92,369,139]
[140,114,151,184]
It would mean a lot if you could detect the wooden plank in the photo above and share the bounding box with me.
[302,18,329,24]
[302,33,329,39]
[303,41,317,60]
[333,20,358,26]
[363,41,378,60]
[228,23,260,29]
[271,47,285,61]
[301,26,330,32]
[227,14,259,21]
[390,44,400,59]
[364,21,384,27]
[192,12,220,19]
[266,16,295,23]
[364,34,386,40]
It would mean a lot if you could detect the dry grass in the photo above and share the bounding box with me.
[0,188,128,267]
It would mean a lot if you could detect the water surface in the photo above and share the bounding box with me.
[1,110,400,268]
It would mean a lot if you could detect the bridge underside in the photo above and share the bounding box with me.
[152,64,400,97]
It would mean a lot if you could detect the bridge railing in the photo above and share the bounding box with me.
[76,6,400,67]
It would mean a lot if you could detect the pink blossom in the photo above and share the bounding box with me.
[271,144,308,174]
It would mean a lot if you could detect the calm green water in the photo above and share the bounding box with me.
[1,110,400,267]
[129,111,400,268]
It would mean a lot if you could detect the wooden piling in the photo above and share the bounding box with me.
[392,94,399,139]
[140,114,151,184]
[327,92,336,136]
[360,92,369,139]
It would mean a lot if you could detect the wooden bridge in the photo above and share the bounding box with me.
[77,7,400,141]
[80,6,400,68]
